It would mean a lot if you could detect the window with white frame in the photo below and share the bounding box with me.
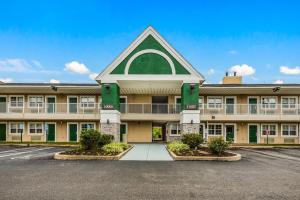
[199,97,204,109]
[261,97,276,109]
[261,124,277,136]
[282,124,298,137]
[170,123,181,136]
[207,97,222,109]
[29,96,43,108]
[208,124,222,135]
[80,96,95,108]
[281,97,296,109]
[29,123,43,134]
[10,122,24,134]
[10,96,24,108]
[81,123,95,131]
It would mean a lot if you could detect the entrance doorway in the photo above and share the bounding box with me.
[152,122,166,142]
[68,123,78,142]
[225,97,235,114]
[0,123,6,141]
[45,123,56,142]
[0,97,6,113]
[249,125,258,144]
[225,124,235,142]
[152,96,168,113]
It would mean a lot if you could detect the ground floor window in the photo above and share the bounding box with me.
[170,123,181,136]
[261,124,277,136]
[29,123,43,134]
[81,123,95,131]
[10,122,24,134]
[208,124,222,135]
[281,124,298,137]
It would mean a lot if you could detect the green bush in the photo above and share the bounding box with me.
[208,137,232,156]
[181,133,204,150]
[98,134,114,148]
[80,129,101,150]
[167,141,190,155]
[102,142,127,155]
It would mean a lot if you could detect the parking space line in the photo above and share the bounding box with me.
[0,147,53,158]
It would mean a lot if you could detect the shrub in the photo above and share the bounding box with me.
[208,137,232,156]
[181,133,204,150]
[167,141,190,155]
[102,142,127,155]
[98,134,114,148]
[80,129,101,150]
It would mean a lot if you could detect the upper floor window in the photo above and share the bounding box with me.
[261,97,276,109]
[199,97,204,109]
[282,124,298,137]
[29,123,43,134]
[10,96,24,108]
[29,96,43,108]
[10,122,24,134]
[80,96,95,108]
[208,124,222,135]
[170,123,181,136]
[207,97,222,109]
[261,124,277,136]
[282,97,297,109]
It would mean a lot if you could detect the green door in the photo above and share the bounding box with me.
[47,97,56,113]
[69,97,78,113]
[0,124,6,141]
[226,98,235,114]
[225,125,234,142]
[46,124,55,142]
[69,124,77,142]
[248,98,258,114]
[0,97,6,113]
[249,125,258,143]
[120,123,127,142]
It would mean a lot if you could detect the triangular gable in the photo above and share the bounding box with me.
[96,26,205,81]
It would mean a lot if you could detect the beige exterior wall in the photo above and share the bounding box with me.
[127,121,152,143]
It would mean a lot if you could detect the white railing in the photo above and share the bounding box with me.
[120,103,181,114]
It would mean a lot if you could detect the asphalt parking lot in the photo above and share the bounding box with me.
[0,146,299,200]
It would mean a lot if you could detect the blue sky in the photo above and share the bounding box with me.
[0,0,300,84]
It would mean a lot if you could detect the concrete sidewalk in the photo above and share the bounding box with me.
[120,143,173,161]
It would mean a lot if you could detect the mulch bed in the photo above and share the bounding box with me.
[174,147,236,157]
[61,148,127,156]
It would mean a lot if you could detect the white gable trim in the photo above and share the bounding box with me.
[124,49,175,75]
[96,26,205,82]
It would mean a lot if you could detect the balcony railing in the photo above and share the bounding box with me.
[120,103,181,114]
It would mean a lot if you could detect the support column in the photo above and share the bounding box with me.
[100,83,121,141]
[180,83,200,134]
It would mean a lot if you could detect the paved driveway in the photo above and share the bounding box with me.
[121,143,173,161]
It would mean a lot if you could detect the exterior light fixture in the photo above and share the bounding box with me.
[190,84,195,95]
[104,84,110,94]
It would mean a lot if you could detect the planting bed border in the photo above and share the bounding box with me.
[54,145,133,160]
[167,147,241,161]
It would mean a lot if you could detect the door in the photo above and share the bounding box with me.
[225,98,235,114]
[249,125,258,143]
[225,125,235,142]
[46,97,56,113]
[69,97,78,114]
[0,124,6,141]
[46,123,55,142]
[69,124,78,142]
[120,97,127,113]
[120,123,127,142]
[0,97,6,113]
[248,98,258,114]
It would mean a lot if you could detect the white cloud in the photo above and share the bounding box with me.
[229,64,255,76]
[89,73,98,80]
[280,66,300,75]
[0,78,13,83]
[207,68,215,75]
[274,80,283,84]
[49,79,60,84]
[0,59,31,72]
[228,50,238,55]
[64,61,90,74]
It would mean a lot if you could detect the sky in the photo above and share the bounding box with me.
[0,0,300,84]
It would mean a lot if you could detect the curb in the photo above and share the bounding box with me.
[54,145,133,160]
[167,148,241,161]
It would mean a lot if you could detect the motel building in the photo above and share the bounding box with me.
[0,26,300,145]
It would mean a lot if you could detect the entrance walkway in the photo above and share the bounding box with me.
[120,143,173,161]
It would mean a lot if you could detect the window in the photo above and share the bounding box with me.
[170,123,181,136]
[80,97,95,108]
[10,96,24,108]
[261,97,276,109]
[261,124,277,136]
[29,96,43,108]
[282,97,296,109]
[208,124,222,135]
[29,123,43,134]
[10,122,24,134]
[81,123,95,131]
[199,97,204,109]
[207,97,222,109]
[282,124,298,137]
